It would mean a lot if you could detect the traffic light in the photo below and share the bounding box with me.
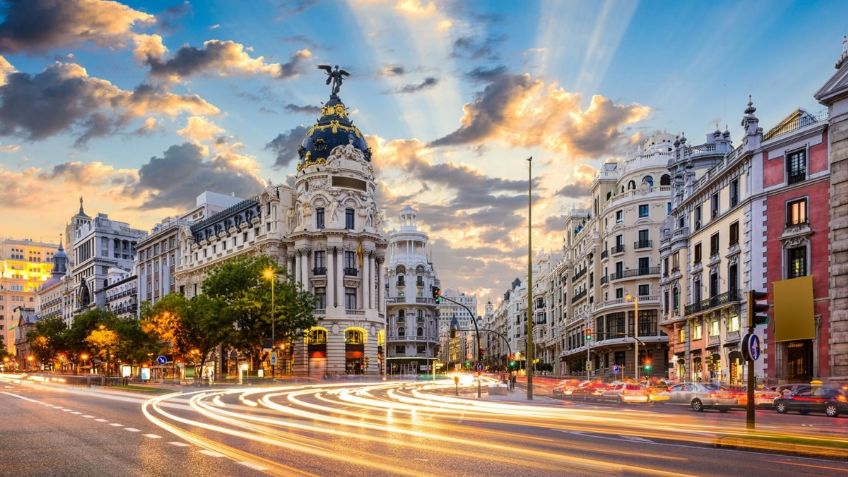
[508,360,517,370]
[643,358,653,372]
[585,328,592,341]
[432,286,442,304]
[449,318,458,338]
[748,289,769,326]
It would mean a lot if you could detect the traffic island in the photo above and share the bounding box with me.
[713,434,848,460]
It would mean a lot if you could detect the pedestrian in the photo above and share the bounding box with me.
[510,373,516,391]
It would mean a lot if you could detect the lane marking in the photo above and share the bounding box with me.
[62,409,74,412]
[238,461,268,471]
[143,434,162,439]
[70,411,82,415]
[95,418,108,422]
[82,415,94,418]
[198,450,226,457]
[168,441,190,447]
[623,436,654,443]
[124,427,141,432]
[109,423,123,427]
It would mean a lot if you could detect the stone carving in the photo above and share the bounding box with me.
[299,202,312,228]
[287,208,295,230]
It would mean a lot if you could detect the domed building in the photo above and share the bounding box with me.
[287,91,388,376]
[35,237,72,322]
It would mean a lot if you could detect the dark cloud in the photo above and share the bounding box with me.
[278,49,312,78]
[0,0,154,53]
[379,64,406,77]
[452,34,507,61]
[135,142,264,209]
[556,182,591,199]
[0,62,217,144]
[385,77,438,94]
[544,215,566,234]
[157,1,192,33]
[274,0,318,17]
[465,65,507,83]
[284,103,321,115]
[266,126,307,168]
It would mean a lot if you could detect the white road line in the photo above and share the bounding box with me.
[94,418,108,422]
[82,415,94,418]
[238,461,268,471]
[70,411,82,415]
[168,441,190,447]
[109,423,123,427]
[143,434,161,439]
[124,427,141,432]
[62,409,74,412]
[198,450,226,457]
[623,436,654,443]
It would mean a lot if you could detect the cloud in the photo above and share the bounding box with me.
[452,34,507,61]
[465,65,507,83]
[142,38,312,81]
[395,0,438,16]
[555,182,591,199]
[284,103,321,115]
[266,126,307,168]
[134,142,264,209]
[0,0,155,53]
[0,60,219,144]
[178,116,224,144]
[157,1,191,33]
[0,143,19,153]
[275,0,318,18]
[380,64,406,77]
[385,77,439,94]
[430,73,650,158]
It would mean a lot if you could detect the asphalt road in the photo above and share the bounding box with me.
[1,375,847,477]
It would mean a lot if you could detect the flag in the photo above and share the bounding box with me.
[356,242,364,268]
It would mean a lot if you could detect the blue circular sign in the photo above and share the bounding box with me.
[612,364,620,373]
[157,355,167,365]
[748,334,761,361]
[475,362,484,372]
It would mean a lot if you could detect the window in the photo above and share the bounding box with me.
[615,288,624,299]
[787,246,807,278]
[637,229,649,247]
[787,149,807,184]
[710,233,719,257]
[395,346,405,355]
[398,326,405,336]
[729,222,739,246]
[638,257,650,274]
[673,287,679,310]
[667,202,672,215]
[638,284,649,296]
[315,287,326,309]
[709,319,720,336]
[663,257,669,277]
[314,251,325,269]
[692,322,703,340]
[615,210,623,223]
[678,327,685,343]
[344,251,356,269]
[787,198,808,226]
[417,327,423,337]
[728,313,740,332]
[345,208,355,229]
[672,252,679,272]
[694,243,702,264]
[316,207,325,229]
[663,291,669,312]
[345,288,357,310]
[730,179,739,207]
[711,193,719,218]
[638,204,649,218]
[694,206,702,230]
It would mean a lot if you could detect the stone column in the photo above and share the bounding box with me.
[294,252,301,286]
[336,249,344,308]
[363,253,371,310]
[327,248,335,308]
[301,251,310,290]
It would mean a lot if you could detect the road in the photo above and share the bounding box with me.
[1,375,847,476]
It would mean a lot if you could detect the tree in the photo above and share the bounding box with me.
[202,255,316,368]
[26,316,68,365]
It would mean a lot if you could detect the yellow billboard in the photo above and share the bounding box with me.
[773,275,815,342]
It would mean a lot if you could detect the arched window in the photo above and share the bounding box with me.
[642,175,654,187]
[417,327,424,337]
[398,310,405,321]
[398,326,405,337]
[628,180,636,190]
[345,329,364,344]
[660,174,671,186]
[308,329,327,344]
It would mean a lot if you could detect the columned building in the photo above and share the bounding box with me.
[437,290,477,369]
[36,240,70,322]
[385,206,440,375]
[816,37,848,382]
[103,267,138,319]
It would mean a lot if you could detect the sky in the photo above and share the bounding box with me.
[0,0,846,309]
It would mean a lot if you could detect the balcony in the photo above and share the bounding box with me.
[684,289,741,315]
[726,330,741,343]
[787,172,806,185]
[708,335,720,346]
[312,266,327,276]
[634,240,653,250]
[600,275,608,285]
[416,279,424,287]
[601,249,609,260]
[611,244,625,255]
[416,297,435,304]
[571,289,588,303]
[608,267,660,281]
[573,267,587,281]
[344,267,359,276]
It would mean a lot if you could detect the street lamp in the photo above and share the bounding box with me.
[263,267,276,378]
[26,355,34,371]
[80,353,89,375]
[526,156,534,401]
[625,294,640,383]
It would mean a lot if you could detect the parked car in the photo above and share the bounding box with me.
[601,383,650,404]
[774,386,848,417]
[659,383,736,412]
[775,384,811,399]
[645,384,670,402]
[552,379,582,398]
[734,386,780,408]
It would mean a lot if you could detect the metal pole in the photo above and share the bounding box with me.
[635,297,640,383]
[587,341,591,379]
[527,156,534,400]
[746,290,755,429]
[439,296,482,398]
[271,275,275,379]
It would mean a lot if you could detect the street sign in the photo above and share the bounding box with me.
[475,362,484,372]
[156,355,167,365]
[742,333,761,361]
[271,352,277,365]
[586,361,593,371]
[612,364,620,373]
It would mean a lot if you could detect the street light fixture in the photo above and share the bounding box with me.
[625,293,640,383]
[263,267,276,379]
[80,353,89,375]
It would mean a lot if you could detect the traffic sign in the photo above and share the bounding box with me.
[156,355,167,365]
[742,333,761,361]
[612,364,620,373]
[586,361,593,371]
[475,362,484,372]
[271,352,277,365]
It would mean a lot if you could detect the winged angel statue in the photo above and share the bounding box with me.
[318,64,350,96]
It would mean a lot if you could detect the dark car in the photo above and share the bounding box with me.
[774,386,848,417]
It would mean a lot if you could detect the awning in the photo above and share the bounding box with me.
[774,275,815,342]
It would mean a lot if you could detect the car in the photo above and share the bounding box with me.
[552,379,582,398]
[645,384,670,402]
[601,383,650,404]
[774,386,848,417]
[775,383,811,399]
[659,383,737,412]
[570,381,610,401]
[734,386,780,408]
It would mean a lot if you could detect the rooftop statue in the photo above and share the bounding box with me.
[318,64,350,97]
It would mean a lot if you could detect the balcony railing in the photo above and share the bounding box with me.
[608,267,660,281]
[611,244,625,254]
[571,289,588,303]
[344,267,359,276]
[416,297,435,304]
[634,240,653,250]
[684,289,741,315]
[601,249,609,260]
[600,275,608,285]
[312,266,327,275]
[573,267,587,281]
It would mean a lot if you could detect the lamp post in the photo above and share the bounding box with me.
[263,267,276,379]
[625,294,639,382]
[526,156,534,400]
[80,353,89,375]
[26,355,34,371]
